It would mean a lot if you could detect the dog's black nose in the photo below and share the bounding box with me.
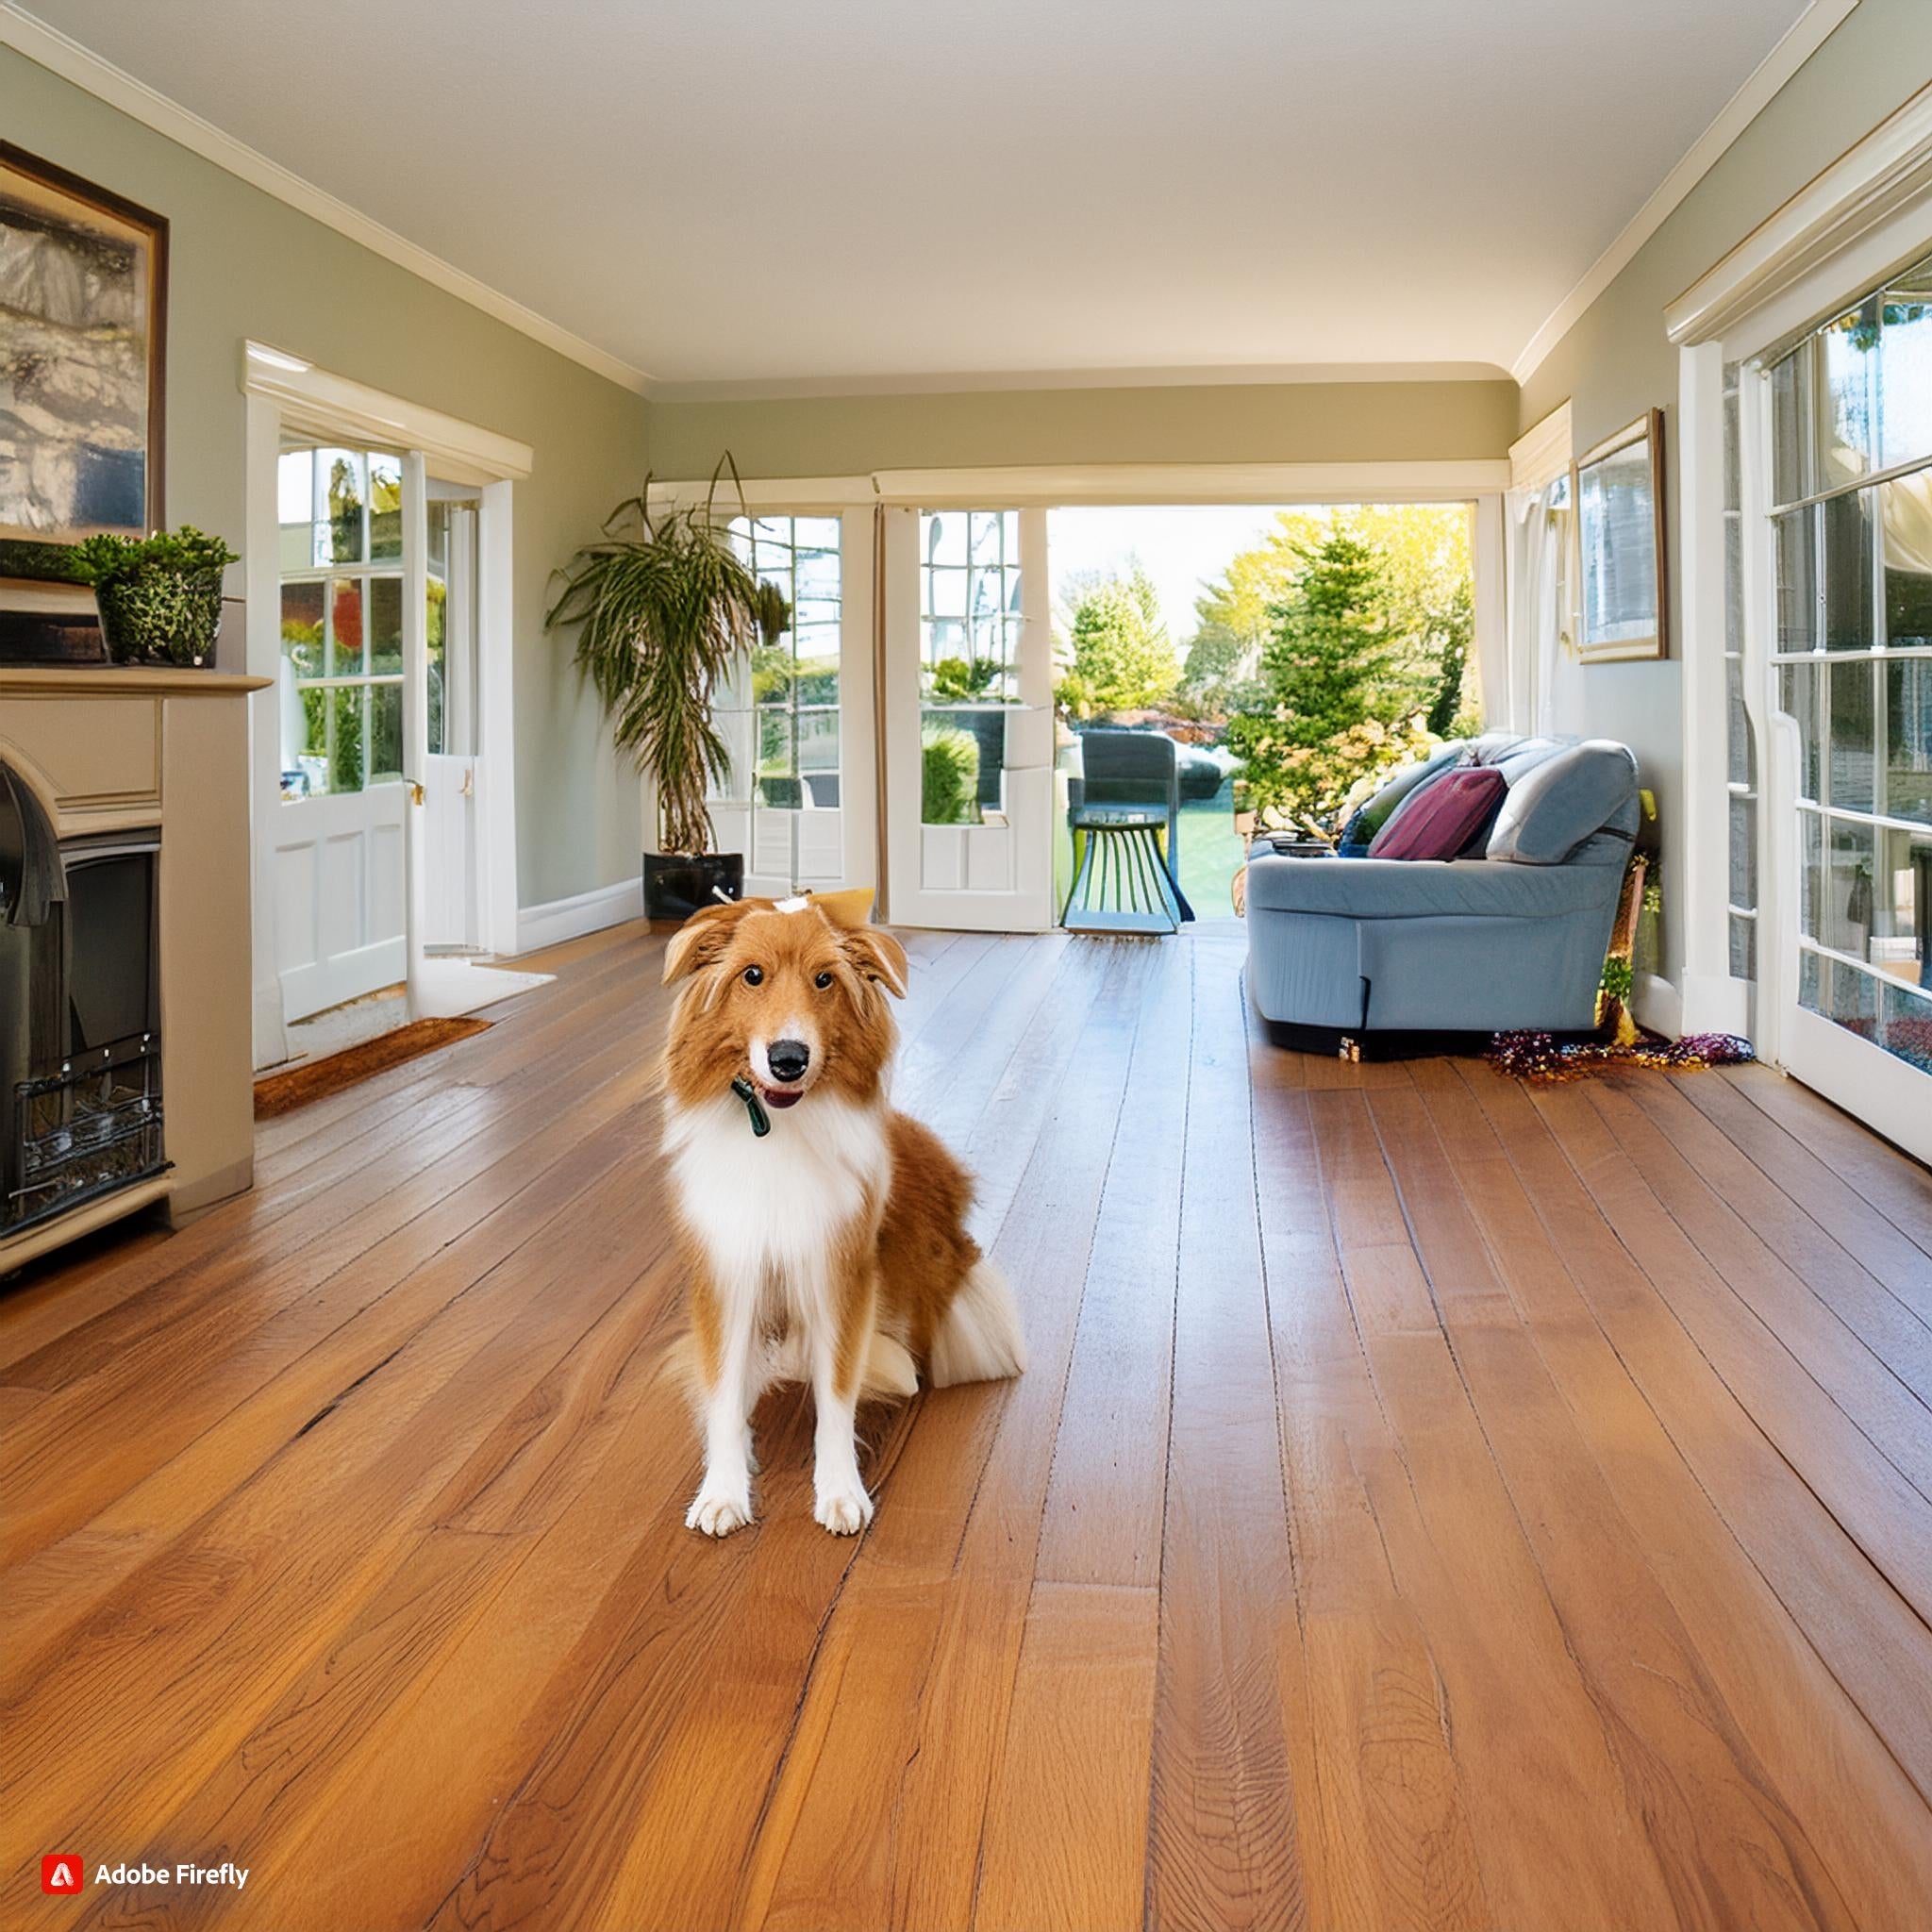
[767,1039,810,1083]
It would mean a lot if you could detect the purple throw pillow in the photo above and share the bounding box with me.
[1368,766,1506,861]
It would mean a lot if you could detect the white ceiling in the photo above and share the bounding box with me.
[18,0,1815,389]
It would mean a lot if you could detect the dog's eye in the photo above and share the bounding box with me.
[742,965,764,986]
[814,970,833,990]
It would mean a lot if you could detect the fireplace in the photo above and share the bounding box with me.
[0,761,166,1237]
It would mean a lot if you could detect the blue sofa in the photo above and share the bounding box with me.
[1245,734,1641,1052]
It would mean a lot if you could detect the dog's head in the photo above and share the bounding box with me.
[660,895,908,1112]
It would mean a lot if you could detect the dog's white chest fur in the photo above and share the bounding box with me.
[664,1092,889,1284]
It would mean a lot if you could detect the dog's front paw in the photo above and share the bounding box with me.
[812,1476,874,1537]
[687,1484,754,1537]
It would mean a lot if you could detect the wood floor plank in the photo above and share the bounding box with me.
[1582,1077,1932,1491]
[1146,938,1307,1932]
[1369,1079,1860,1930]
[1724,1065,1932,1254]
[739,943,1157,1932]
[1459,1065,1932,1802]
[972,1582,1160,1932]
[1407,1058,1932,1929]
[1307,1087,1684,1932]
[1525,1081,1932,1622]
[8,924,1932,1932]
[1246,1030,1487,1932]
[1033,935,1190,1589]
[1674,1068,1932,1324]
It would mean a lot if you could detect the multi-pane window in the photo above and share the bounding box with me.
[726,515,841,808]
[919,510,1022,826]
[1770,253,1932,1074]
[277,446,405,799]
[921,510,1022,701]
[1723,361,1757,978]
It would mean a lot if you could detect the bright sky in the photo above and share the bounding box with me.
[1047,504,1313,641]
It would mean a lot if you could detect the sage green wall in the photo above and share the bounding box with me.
[1517,0,1932,998]
[646,378,1520,478]
[1,46,650,911]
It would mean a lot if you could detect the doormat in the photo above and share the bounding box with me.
[254,1017,492,1118]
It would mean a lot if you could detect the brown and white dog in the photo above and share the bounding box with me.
[660,892,1025,1536]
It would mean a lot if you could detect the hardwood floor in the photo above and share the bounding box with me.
[4,922,1931,1931]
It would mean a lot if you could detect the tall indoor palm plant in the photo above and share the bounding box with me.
[547,466,772,914]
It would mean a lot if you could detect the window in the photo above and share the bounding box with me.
[922,510,1022,702]
[1769,254,1932,1074]
[1723,361,1758,979]
[726,515,841,809]
[277,446,405,799]
[920,510,1022,826]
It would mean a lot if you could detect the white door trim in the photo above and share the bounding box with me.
[242,358,526,1060]
[653,459,1509,510]
[242,341,535,483]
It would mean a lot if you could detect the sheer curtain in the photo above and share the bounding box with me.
[1506,482,1562,735]
[1505,404,1574,738]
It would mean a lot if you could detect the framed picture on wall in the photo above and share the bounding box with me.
[0,142,168,662]
[1573,408,1667,662]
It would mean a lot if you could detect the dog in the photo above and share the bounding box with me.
[659,892,1026,1537]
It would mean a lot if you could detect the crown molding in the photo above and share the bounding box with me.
[1510,0,1861,385]
[1664,77,1932,348]
[0,2,652,395]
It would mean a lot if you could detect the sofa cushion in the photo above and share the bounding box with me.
[1486,740,1639,864]
[1244,854,1621,919]
[1335,745,1461,852]
[1369,767,1506,860]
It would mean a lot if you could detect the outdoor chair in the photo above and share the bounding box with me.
[1062,729,1196,934]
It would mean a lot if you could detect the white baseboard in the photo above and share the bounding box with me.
[510,874,643,955]
[1633,971,1684,1040]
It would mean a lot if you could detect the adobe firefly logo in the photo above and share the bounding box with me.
[42,1856,83,1895]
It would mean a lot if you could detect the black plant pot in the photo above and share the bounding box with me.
[645,851,743,923]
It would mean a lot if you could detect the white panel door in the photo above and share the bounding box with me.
[271,445,409,1021]
[883,506,1054,931]
[422,496,480,950]
[711,508,874,901]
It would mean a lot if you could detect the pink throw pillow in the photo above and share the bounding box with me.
[1368,767,1506,861]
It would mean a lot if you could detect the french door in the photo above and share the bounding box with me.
[1756,255,1932,1161]
[881,506,1056,930]
[706,508,875,901]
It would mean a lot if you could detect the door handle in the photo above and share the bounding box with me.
[408,781,425,807]
[459,768,475,797]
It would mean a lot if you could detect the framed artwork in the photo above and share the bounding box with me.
[1573,408,1668,662]
[0,142,168,662]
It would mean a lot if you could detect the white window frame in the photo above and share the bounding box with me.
[1667,81,1932,1158]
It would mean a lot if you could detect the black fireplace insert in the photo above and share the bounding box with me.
[1,759,166,1239]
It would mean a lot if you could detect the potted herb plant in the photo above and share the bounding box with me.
[71,526,239,668]
[547,467,776,920]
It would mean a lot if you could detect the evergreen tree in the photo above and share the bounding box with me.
[1055,565,1179,718]
[1256,532,1400,742]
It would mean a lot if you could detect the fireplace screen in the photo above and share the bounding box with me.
[1,762,166,1238]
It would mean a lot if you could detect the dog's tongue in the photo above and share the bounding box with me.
[761,1088,804,1109]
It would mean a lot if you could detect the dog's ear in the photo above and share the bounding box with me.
[839,924,908,999]
[662,898,757,984]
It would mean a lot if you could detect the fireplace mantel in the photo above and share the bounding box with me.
[1,667,267,698]
[0,666,268,1272]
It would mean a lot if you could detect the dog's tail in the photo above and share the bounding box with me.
[927,1256,1026,1389]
